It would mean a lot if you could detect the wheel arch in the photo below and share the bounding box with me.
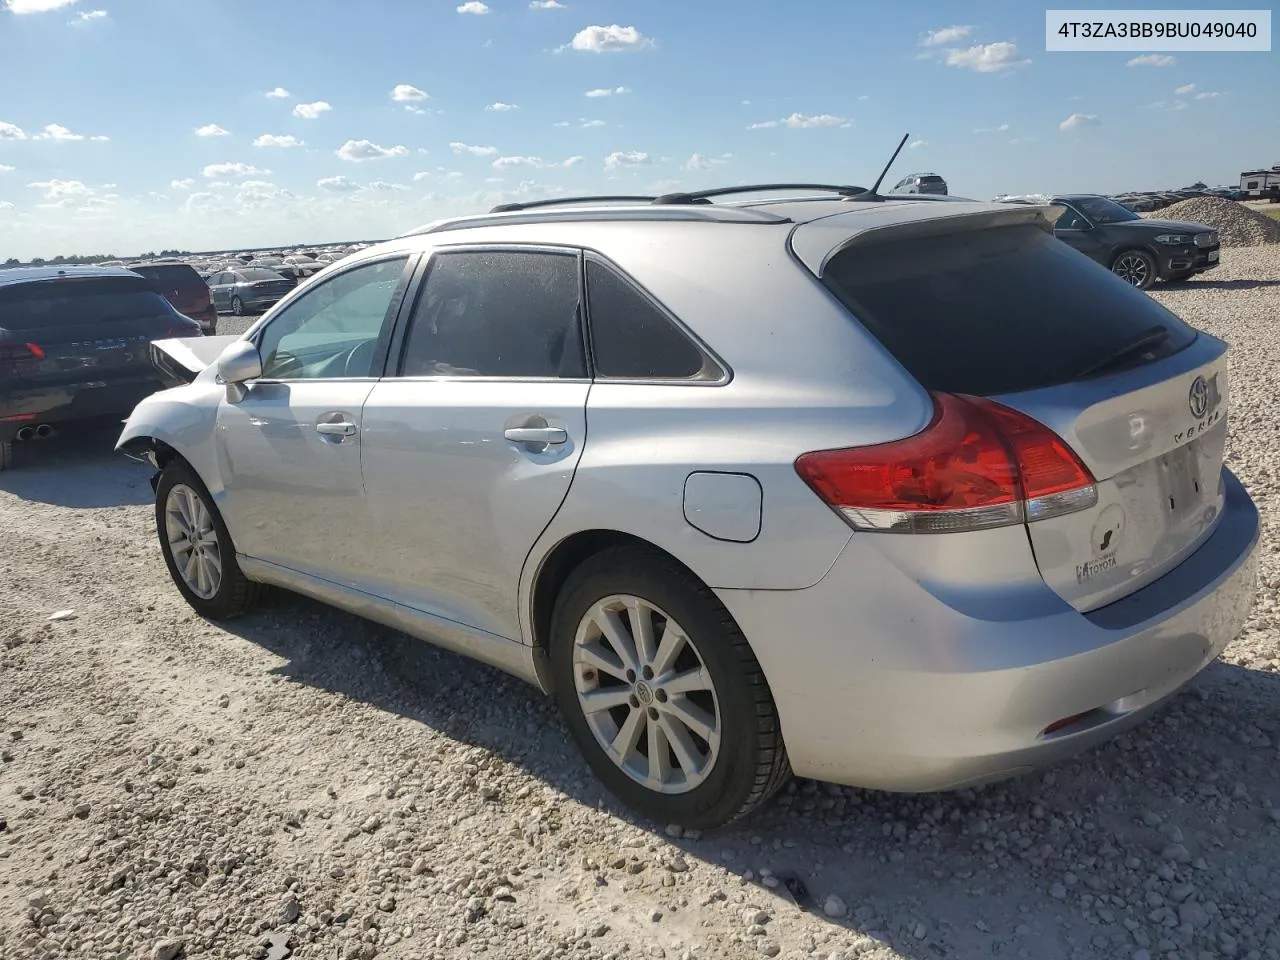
[526,529,722,692]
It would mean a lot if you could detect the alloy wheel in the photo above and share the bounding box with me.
[572,595,721,794]
[1113,253,1151,287]
[164,483,222,600]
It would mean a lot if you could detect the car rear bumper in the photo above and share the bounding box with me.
[0,376,169,442]
[715,467,1259,792]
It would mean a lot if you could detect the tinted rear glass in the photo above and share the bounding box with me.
[240,269,287,281]
[129,263,206,294]
[0,278,172,328]
[822,224,1196,396]
[919,176,946,183]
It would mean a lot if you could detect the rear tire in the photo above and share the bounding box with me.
[231,296,245,317]
[155,460,263,620]
[1111,249,1157,290]
[549,546,790,830]
[0,440,12,472]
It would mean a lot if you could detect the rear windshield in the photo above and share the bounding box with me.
[822,224,1196,396]
[240,268,287,281]
[0,277,172,328]
[918,176,945,183]
[129,263,206,293]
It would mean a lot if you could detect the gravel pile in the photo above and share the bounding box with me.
[1151,197,1280,247]
[2,247,1280,960]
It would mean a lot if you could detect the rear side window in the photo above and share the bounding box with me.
[130,264,206,295]
[585,260,711,380]
[0,278,172,329]
[400,250,584,379]
[822,224,1196,396]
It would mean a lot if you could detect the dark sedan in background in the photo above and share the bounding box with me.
[127,260,219,334]
[1044,195,1220,290]
[0,266,200,471]
[207,267,296,316]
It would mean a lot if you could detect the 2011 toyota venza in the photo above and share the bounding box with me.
[117,187,1259,829]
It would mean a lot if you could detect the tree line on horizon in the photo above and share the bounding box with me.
[3,250,193,268]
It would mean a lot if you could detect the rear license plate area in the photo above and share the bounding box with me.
[1159,441,1203,516]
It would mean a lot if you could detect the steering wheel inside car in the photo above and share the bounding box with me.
[342,339,377,377]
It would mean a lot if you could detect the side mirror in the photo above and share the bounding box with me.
[216,340,263,402]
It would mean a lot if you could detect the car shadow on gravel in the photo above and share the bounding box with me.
[219,587,1280,960]
[0,419,153,508]
[1175,278,1280,290]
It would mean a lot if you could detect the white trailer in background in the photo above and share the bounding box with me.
[1239,166,1280,201]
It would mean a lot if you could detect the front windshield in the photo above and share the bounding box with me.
[1070,196,1141,224]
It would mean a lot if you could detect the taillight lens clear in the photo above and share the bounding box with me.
[794,392,1097,534]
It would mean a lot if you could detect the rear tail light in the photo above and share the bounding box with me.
[0,341,45,362]
[794,392,1097,534]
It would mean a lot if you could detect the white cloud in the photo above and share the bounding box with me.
[317,176,361,192]
[391,84,428,102]
[4,0,77,12]
[70,9,106,25]
[412,171,433,181]
[265,87,291,99]
[404,105,430,115]
[293,101,333,120]
[489,155,582,170]
[170,178,195,190]
[974,123,1010,133]
[0,201,13,210]
[908,139,928,149]
[748,112,847,130]
[27,178,92,199]
[585,86,630,98]
[944,42,1030,73]
[530,0,564,7]
[1174,83,1196,95]
[1059,112,1101,131]
[486,102,519,112]
[34,123,85,141]
[195,123,230,137]
[90,135,108,141]
[336,139,408,162]
[567,24,653,53]
[457,1,488,13]
[1195,91,1222,100]
[921,25,972,46]
[366,180,410,192]
[579,119,605,128]
[450,141,500,156]
[1128,54,1175,67]
[684,152,733,171]
[203,162,270,178]
[0,164,14,172]
[0,121,27,140]
[604,150,651,170]
[253,134,304,148]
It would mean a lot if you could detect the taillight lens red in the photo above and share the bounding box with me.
[0,341,44,362]
[794,392,1097,534]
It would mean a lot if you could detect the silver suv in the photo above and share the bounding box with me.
[891,172,948,195]
[118,185,1259,829]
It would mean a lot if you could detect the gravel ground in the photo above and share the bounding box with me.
[2,249,1279,960]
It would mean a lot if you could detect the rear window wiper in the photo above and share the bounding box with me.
[1074,324,1170,379]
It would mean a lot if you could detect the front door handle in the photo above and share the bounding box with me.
[316,421,357,437]
[504,426,567,446]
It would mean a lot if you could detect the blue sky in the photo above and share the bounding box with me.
[0,0,1274,258]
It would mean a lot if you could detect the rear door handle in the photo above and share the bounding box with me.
[504,426,567,445]
[316,421,357,437]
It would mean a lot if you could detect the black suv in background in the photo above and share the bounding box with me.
[1013,194,1220,290]
[0,267,200,471]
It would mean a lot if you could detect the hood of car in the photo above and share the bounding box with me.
[1115,218,1214,234]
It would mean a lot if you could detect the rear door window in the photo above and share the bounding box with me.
[821,224,1196,396]
[0,278,172,329]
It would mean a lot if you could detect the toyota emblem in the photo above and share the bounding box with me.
[1188,375,1209,419]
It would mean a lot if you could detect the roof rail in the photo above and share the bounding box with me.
[489,195,656,214]
[653,183,867,205]
[398,204,790,238]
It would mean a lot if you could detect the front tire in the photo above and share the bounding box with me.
[1112,249,1157,290]
[550,546,790,829]
[231,296,245,317]
[155,460,263,619]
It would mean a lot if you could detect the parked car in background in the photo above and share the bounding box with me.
[207,267,296,316]
[1010,194,1220,289]
[128,261,218,334]
[1,266,199,471]
[890,172,948,195]
[118,188,1257,828]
